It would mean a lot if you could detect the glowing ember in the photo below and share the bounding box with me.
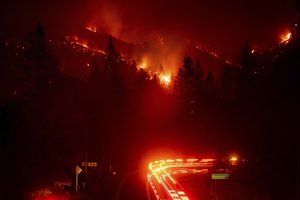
[80,41,89,48]
[138,63,147,70]
[85,26,97,33]
[280,32,291,44]
[64,36,106,55]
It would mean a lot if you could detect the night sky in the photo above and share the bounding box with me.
[0,0,296,59]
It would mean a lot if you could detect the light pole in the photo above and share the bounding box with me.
[115,170,141,200]
[82,111,100,191]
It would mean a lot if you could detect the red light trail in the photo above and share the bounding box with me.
[147,158,215,200]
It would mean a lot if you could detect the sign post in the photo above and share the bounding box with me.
[75,165,82,193]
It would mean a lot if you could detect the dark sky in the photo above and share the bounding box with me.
[0,0,296,59]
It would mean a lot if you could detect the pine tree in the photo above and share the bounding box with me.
[194,58,205,96]
[174,56,195,100]
[237,41,256,101]
[25,24,59,84]
[195,59,204,82]
[239,41,255,72]
[203,69,216,96]
[220,64,233,99]
[104,36,122,81]
[89,60,101,86]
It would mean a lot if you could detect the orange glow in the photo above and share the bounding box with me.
[280,31,292,44]
[138,63,147,70]
[80,41,89,48]
[137,58,173,87]
[230,156,238,161]
[67,33,176,88]
[65,35,106,55]
[229,154,239,166]
[159,73,171,86]
[85,26,97,33]
[138,57,150,70]
[31,188,71,200]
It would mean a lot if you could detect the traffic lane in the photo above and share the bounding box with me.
[148,159,215,200]
[173,173,211,200]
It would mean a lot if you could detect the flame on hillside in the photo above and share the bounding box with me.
[64,34,174,87]
[138,57,148,70]
[85,26,97,33]
[159,73,171,86]
[280,31,292,44]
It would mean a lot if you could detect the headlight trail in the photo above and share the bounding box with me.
[147,158,215,200]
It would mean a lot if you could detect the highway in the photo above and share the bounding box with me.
[147,158,215,200]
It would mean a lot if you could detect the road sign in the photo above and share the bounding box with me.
[211,173,229,180]
[75,165,82,175]
[82,162,97,167]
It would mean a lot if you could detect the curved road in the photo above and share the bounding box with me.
[147,158,215,200]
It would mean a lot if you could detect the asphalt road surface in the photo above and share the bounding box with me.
[147,158,217,200]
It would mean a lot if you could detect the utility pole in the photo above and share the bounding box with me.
[82,117,88,191]
[85,126,88,178]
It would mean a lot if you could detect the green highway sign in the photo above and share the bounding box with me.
[211,173,230,180]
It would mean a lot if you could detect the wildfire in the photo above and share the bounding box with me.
[80,41,89,48]
[137,57,149,70]
[280,31,292,44]
[64,35,106,55]
[138,63,147,70]
[159,74,171,86]
[85,26,97,33]
[136,61,172,87]
[66,33,174,88]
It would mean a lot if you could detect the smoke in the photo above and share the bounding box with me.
[54,0,294,77]
[0,0,294,84]
[87,2,123,38]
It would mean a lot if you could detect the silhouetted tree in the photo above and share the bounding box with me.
[174,56,202,115]
[192,59,207,112]
[89,60,101,85]
[24,24,59,85]
[220,64,239,100]
[237,41,256,101]
[239,41,255,72]
[195,59,205,83]
[194,59,205,96]
[136,68,151,86]
[104,36,122,82]
[203,69,217,100]
[174,56,195,100]
[293,3,300,39]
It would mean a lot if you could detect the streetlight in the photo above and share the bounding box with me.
[229,155,239,166]
[115,170,141,200]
